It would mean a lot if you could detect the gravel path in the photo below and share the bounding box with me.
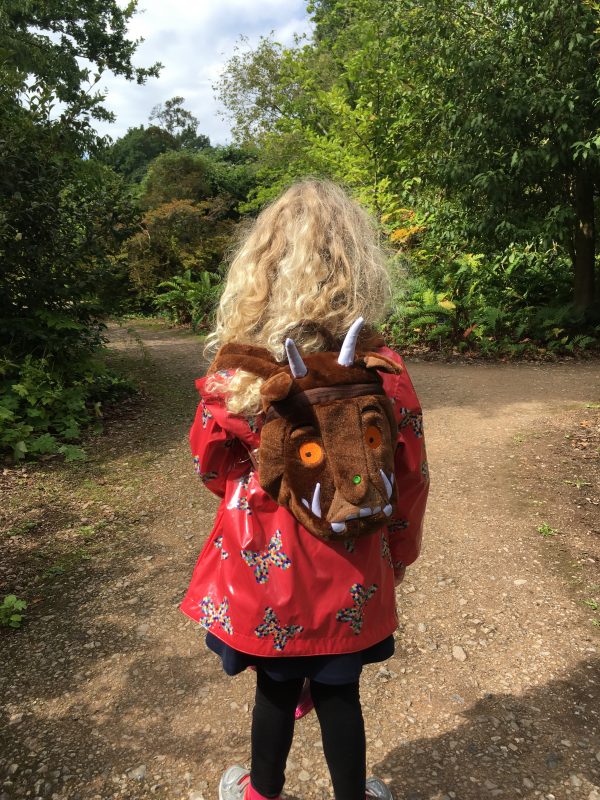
[1,320,599,800]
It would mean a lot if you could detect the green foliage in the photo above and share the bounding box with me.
[149,96,210,151]
[124,199,235,294]
[0,0,157,461]
[103,125,178,183]
[0,353,133,462]
[154,270,222,330]
[140,151,215,208]
[537,523,559,537]
[217,0,600,338]
[0,595,27,629]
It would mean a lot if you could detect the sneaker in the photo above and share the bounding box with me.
[218,765,250,800]
[365,777,394,800]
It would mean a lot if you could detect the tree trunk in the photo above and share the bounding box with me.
[572,169,596,313]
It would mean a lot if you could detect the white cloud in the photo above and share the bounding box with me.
[92,0,313,145]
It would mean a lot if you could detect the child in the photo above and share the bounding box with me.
[179,179,429,800]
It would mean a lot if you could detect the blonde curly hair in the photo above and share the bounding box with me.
[206,178,392,414]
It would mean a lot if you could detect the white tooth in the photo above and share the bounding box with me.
[380,469,393,500]
[372,506,381,515]
[383,504,393,517]
[311,483,321,518]
[331,521,347,534]
[345,513,358,521]
[302,498,309,508]
[359,507,372,517]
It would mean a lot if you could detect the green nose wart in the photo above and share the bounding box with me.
[352,475,362,485]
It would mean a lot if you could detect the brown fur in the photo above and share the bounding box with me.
[210,344,401,542]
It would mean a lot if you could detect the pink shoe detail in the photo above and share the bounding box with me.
[294,678,314,720]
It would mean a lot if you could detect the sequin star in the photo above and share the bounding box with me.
[198,595,233,635]
[255,607,303,651]
[336,583,378,635]
[200,399,214,428]
[241,530,291,584]
[398,409,424,437]
[214,535,229,560]
[381,531,393,567]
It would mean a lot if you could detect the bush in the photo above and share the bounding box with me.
[0,353,133,462]
[154,269,222,331]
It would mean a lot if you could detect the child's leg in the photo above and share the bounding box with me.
[310,680,366,800]
[250,669,304,798]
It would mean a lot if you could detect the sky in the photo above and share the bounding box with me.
[92,0,313,146]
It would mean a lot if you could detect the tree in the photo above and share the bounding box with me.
[140,151,215,208]
[149,96,210,150]
[396,0,600,312]
[0,1,160,458]
[104,125,177,182]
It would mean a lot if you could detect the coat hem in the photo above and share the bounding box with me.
[179,597,398,658]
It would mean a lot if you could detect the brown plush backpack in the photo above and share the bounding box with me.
[209,318,402,542]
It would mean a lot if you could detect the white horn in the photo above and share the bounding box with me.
[285,337,308,378]
[337,317,365,366]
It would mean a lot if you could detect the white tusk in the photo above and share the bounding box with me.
[311,483,321,518]
[337,317,364,366]
[383,504,393,517]
[372,506,381,515]
[359,507,372,517]
[285,338,308,378]
[380,469,393,500]
[331,521,347,534]
[302,498,309,508]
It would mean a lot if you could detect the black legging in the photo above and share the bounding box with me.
[251,669,366,800]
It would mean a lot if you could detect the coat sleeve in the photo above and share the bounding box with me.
[381,353,430,583]
[189,377,253,498]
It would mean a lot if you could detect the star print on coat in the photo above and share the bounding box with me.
[199,595,233,635]
[213,535,229,560]
[236,497,252,515]
[388,518,409,533]
[336,583,378,635]
[241,530,292,584]
[421,461,430,479]
[192,456,218,485]
[200,399,213,429]
[238,472,253,489]
[381,532,393,567]
[398,408,424,437]
[255,607,304,651]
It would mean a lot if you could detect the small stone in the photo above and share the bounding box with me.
[452,646,467,662]
[523,778,534,788]
[560,739,572,747]
[127,765,147,781]
[7,765,19,776]
[513,579,527,586]
[596,751,600,763]
[569,775,582,788]
[545,753,560,769]
[588,790,600,800]
[136,624,149,637]
[188,793,205,800]
[8,712,23,725]
[298,771,310,782]
[417,623,427,633]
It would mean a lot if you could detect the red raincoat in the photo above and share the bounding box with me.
[179,346,429,657]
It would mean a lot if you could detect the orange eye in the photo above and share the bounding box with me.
[299,441,323,466]
[365,425,382,449]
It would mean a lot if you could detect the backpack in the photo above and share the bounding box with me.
[209,318,402,542]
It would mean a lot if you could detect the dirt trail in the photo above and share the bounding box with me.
[1,320,599,800]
